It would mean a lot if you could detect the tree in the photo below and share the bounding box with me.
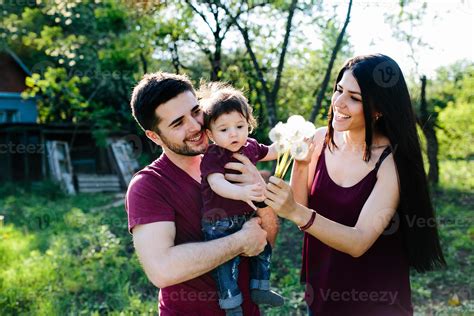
[419,75,439,183]
[431,61,474,160]
[217,0,299,128]
[182,0,264,80]
[22,68,89,123]
[386,0,442,184]
[309,0,353,123]
[1,0,162,142]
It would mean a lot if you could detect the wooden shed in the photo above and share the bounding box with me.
[0,48,38,124]
[0,48,140,193]
[0,123,140,193]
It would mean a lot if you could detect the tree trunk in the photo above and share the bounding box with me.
[309,0,353,123]
[222,0,297,128]
[419,75,439,185]
[140,52,148,74]
[170,42,181,74]
[267,0,298,127]
[211,39,222,81]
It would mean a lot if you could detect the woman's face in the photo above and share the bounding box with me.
[331,70,365,132]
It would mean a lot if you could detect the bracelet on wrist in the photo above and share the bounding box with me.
[298,210,317,231]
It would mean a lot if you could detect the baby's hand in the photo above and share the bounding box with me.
[242,183,265,210]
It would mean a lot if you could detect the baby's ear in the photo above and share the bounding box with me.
[205,129,214,142]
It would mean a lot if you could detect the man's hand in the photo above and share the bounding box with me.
[256,207,279,247]
[237,217,267,256]
[224,153,265,187]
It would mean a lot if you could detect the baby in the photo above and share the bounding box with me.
[199,83,283,316]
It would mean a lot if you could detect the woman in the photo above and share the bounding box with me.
[264,54,446,315]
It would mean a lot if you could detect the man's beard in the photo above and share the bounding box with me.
[159,132,207,156]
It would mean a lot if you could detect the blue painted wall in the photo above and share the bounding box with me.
[0,92,37,123]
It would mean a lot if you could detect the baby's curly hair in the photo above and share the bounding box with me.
[198,82,257,132]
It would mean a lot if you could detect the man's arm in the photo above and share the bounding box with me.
[133,217,267,288]
[224,153,266,187]
[256,206,279,247]
[223,153,279,246]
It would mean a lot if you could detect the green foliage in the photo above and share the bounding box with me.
[268,219,306,315]
[433,61,474,160]
[1,0,470,164]
[0,161,472,314]
[22,68,90,123]
[0,1,472,314]
[0,186,155,315]
[1,0,159,143]
[437,102,474,160]
[411,160,473,314]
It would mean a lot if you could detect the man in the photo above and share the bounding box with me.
[126,72,278,315]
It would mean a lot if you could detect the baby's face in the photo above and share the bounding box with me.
[207,111,249,152]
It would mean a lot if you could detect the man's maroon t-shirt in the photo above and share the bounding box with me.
[200,138,269,220]
[126,153,260,316]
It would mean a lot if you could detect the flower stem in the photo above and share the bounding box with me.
[280,157,294,179]
[277,150,290,178]
[276,152,281,177]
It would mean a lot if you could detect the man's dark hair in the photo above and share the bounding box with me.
[130,72,195,132]
[198,82,257,132]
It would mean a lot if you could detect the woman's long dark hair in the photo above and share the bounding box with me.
[326,54,446,272]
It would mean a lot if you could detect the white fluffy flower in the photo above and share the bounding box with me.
[269,122,286,143]
[302,121,316,138]
[290,141,309,160]
[287,115,306,127]
[275,141,291,154]
[287,127,305,142]
[269,115,318,178]
[286,116,315,142]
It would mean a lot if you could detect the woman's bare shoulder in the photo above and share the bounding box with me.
[312,126,327,146]
[310,126,327,161]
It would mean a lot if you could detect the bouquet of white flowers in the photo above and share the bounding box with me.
[269,115,316,179]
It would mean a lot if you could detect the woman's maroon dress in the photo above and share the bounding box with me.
[302,142,413,315]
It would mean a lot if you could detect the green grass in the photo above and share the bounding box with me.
[0,183,156,315]
[0,160,472,315]
[409,159,473,315]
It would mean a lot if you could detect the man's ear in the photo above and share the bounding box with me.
[145,130,163,146]
[205,129,214,142]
